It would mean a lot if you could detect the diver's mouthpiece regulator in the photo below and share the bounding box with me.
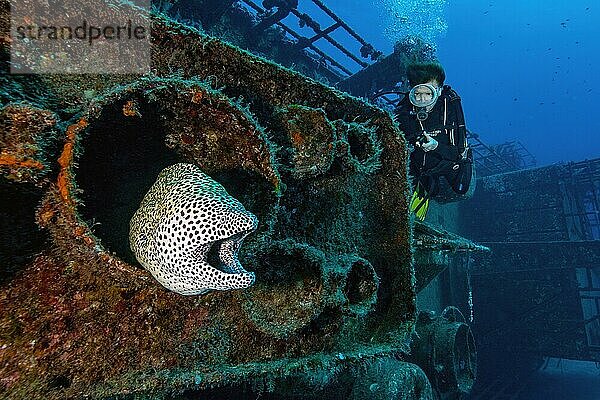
[415,109,429,121]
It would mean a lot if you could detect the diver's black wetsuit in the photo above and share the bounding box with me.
[394,85,470,196]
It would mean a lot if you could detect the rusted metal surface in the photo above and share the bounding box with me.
[0,2,419,397]
[409,310,477,396]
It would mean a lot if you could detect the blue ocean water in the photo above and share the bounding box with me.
[313,0,600,166]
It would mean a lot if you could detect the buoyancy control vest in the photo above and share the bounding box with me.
[395,85,473,195]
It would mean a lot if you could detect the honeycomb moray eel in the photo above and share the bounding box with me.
[129,163,257,295]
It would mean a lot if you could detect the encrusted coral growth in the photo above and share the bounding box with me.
[348,358,434,400]
[241,240,329,339]
[159,0,342,85]
[0,1,421,397]
[409,311,477,396]
[333,120,383,174]
[158,79,281,192]
[0,104,58,183]
[0,250,248,398]
[0,105,58,278]
[271,106,385,180]
[273,105,337,179]
[336,255,379,317]
[239,240,379,340]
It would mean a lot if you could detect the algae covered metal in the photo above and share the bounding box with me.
[0,1,478,398]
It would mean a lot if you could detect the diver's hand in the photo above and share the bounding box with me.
[420,133,438,152]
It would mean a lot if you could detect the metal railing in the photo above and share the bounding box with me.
[240,0,382,77]
[468,132,537,177]
[560,158,600,241]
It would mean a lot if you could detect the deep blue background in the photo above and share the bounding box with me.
[438,1,600,166]
[292,1,600,166]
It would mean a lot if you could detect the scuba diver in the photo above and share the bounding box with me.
[394,61,473,221]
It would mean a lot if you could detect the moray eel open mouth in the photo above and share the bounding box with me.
[130,163,259,295]
[206,229,255,274]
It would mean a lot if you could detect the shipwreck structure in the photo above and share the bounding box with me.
[455,159,600,398]
[0,1,483,399]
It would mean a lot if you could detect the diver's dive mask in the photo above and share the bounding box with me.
[408,83,441,121]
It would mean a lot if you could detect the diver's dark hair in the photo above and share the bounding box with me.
[406,61,446,87]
